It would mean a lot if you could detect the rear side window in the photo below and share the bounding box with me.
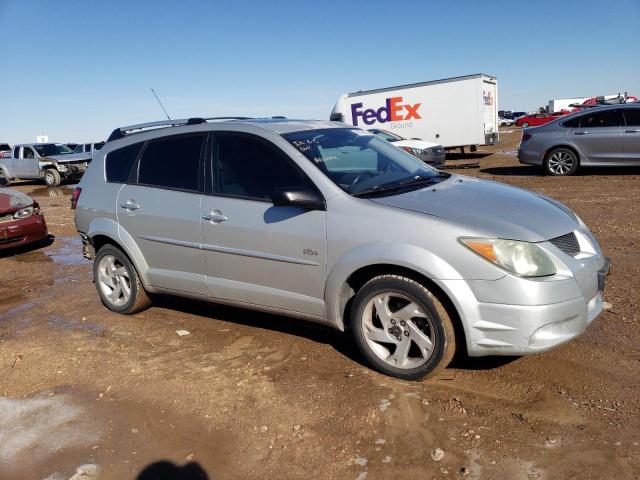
[623,108,640,126]
[106,142,143,183]
[214,133,313,200]
[138,134,204,191]
[578,110,622,128]
[562,117,581,128]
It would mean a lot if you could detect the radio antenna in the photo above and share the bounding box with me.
[150,88,171,120]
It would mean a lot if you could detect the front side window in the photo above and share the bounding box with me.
[623,108,640,126]
[74,145,83,153]
[138,134,204,191]
[214,133,313,200]
[105,142,144,183]
[23,147,35,159]
[284,128,446,196]
[579,110,622,128]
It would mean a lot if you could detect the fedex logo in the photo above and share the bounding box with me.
[351,96,422,126]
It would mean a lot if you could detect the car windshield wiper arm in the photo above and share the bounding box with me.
[353,174,448,198]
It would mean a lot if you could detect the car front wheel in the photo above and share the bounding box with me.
[44,169,61,187]
[544,148,578,176]
[94,244,151,314]
[351,275,457,381]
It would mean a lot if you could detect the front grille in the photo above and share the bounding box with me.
[0,235,24,245]
[0,213,14,223]
[550,232,580,256]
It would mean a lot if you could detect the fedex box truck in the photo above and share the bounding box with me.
[330,73,498,150]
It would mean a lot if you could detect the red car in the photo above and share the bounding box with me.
[515,110,570,128]
[0,188,48,251]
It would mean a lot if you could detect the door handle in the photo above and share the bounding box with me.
[120,200,140,210]
[625,129,640,133]
[202,211,228,223]
[574,131,588,135]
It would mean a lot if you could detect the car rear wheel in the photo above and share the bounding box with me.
[94,244,151,314]
[545,148,578,176]
[351,275,456,381]
[44,169,61,187]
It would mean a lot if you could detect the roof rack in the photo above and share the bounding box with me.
[106,116,285,142]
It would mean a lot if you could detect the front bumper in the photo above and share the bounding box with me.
[0,214,49,250]
[440,257,610,357]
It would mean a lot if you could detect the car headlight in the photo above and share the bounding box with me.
[14,205,35,219]
[460,237,556,277]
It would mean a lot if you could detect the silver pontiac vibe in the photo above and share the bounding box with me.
[74,117,610,380]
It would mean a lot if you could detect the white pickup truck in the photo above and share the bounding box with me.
[0,143,91,187]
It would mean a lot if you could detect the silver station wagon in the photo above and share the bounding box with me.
[73,117,610,380]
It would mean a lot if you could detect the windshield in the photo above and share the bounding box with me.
[284,128,447,196]
[33,144,74,156]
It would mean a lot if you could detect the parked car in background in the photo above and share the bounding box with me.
[0,144,11,158]
[74,142,105,155]
[518,104,640,175]
[0,187,49,250]
[499,117,514,126]
[0,143,92,187]
[369,128,445,166]
[74,116,608,380]
[516,110,569,128]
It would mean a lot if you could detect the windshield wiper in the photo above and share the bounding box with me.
[353,173,449,198]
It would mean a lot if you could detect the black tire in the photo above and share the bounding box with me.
[0,170,9,186]
[544,147,579,176]
[351,275,457,381]
[93,244,151,314]
[44,169,61,187]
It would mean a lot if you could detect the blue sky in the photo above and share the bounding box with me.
[1,0,639,143]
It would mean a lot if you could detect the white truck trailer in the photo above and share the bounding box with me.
[330,73,498,151]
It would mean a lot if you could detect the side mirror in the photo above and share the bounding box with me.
[272,187,325,211]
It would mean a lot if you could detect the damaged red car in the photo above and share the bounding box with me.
[0,188,49,250]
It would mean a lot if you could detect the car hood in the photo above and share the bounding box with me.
[0,188,33,212]
[45,153,91,163]
[392,139,440,149]
[369,175,578,242]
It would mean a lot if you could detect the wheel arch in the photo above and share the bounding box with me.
[87,218,153,291]
[325,243,468,353]
[544,144,581,166]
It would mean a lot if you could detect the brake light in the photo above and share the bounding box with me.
[71,187,82,209]
[521,133,532,141]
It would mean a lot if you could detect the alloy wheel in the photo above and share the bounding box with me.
[548,151,575,175]
[97,254,132,307]
[360,292,436,369]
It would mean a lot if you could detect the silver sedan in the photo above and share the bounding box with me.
[518,104,640,175]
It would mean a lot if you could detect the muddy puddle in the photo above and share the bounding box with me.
[0,386,231,480]
[46,236,85,265]
[30,186,74,198]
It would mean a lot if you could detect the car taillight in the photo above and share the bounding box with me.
[522,133,532,141]
[71,187,82,209]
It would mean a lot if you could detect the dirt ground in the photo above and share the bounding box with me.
[1,128,639,480]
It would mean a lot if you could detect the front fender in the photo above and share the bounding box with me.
[87,218,154,291]
[325,242,464,330]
